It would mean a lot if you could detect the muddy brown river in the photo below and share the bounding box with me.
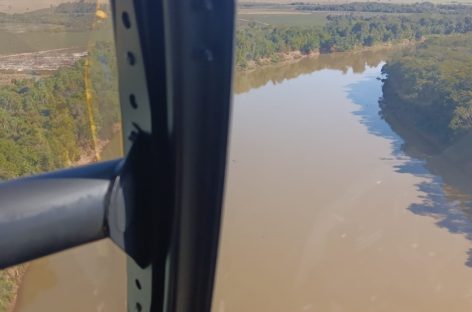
[14,49,472,312]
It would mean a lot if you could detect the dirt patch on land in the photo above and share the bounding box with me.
[0,48,87,71]
[0,47,87,86]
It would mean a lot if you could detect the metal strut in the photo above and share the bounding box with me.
[0,159,118,269]
[0,130,155,270]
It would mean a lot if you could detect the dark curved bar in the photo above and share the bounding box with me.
[0,159,121,269]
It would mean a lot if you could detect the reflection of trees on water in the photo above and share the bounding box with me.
[410,182,472,266]
[234,48,393,94]
[347,75,472,267]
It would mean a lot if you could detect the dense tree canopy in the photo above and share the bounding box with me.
[0,41,119,179]
[293,2,472,14]
[236,13,472,68]
[381,34,472,145]
[0,2,110,31]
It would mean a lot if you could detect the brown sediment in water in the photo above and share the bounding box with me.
[13,240,126,312]
[213,55,472,311]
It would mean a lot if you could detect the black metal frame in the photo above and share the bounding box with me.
[161,1,235,311]
[0,0,235,311]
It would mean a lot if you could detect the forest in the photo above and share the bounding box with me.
[0,41,119,180]
[293,2,472,14]
[0,2,110,31]
[235,13,472,68]
[381,34,472,146]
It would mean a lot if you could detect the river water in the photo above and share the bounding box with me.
[13,49,472,311]
[213,50,472,311]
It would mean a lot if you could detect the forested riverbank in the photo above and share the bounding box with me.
[236,10,472,69]
[380,34,472,193]
[293,2,472,14]
[381,34,472,147]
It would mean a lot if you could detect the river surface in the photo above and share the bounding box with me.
[213,50,472,311]
[13,49,472,311]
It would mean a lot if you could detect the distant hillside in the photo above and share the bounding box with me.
[239,0,472,3]
[0,0,107,13]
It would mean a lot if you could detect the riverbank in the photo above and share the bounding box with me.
[240,50,319,71]
[74,123,122,166]
[0,265,27,312]
[380,34,472,176]
[238,39,417,72]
